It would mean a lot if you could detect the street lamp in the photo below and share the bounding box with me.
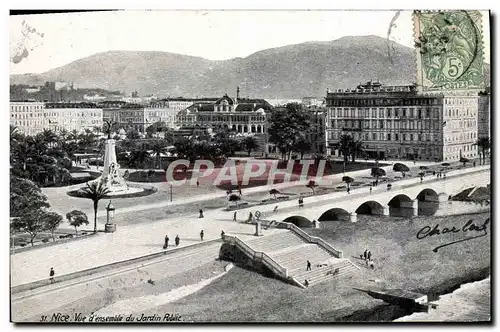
[170,184,173,202]
[105,200,117,233]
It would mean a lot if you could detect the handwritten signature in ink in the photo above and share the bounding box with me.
[416,218,489,252]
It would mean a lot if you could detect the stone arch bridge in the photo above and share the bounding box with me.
[250,167,490,226]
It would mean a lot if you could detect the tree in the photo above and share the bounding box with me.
[393,163,410,177]
[11,210,46,246]
[129,145,151,172]
[337,134,353,164]
[269,188,280,199]
[349,139,365,163]
[418,171,426,182]
[292,136,312,159]
[306,180,318,194]
[342,176,354,190]
[475,137,490,165]
[79,181,110,233]
[146,121,167,138]
[371,167,386,181]
[459,157,470,167]
[268,103,313,161]
[127,130,141,140]
[10,176,50,220]
[149,140,168,169]
[242,136,260,156]
[66,210,89,235]
[39,129,58,147]
[41,211,63,242]
[228,194,241,207]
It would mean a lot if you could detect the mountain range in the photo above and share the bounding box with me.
[10,35,490,99]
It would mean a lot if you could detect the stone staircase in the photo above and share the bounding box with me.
[245,230,358,287]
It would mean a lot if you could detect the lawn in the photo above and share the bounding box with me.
[143,211,490,322]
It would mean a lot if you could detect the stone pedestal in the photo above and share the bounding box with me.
[349,213,358,223]
[254,221,263,236]
[312,220,321,229]
[105,223,116,233]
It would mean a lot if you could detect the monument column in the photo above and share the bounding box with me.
[412,199,419,217]
[349,213,357,223]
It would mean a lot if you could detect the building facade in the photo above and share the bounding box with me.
[44,103,103,133]
[478,89,490,139]
[325,81,478,162]
[144,100,185,129]
[176,94,273,135]
[102,103,145,133]
[10,101,46,136]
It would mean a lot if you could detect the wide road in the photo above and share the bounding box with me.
[11,242,224,322]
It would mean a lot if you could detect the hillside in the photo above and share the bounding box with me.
[10,35,490,99]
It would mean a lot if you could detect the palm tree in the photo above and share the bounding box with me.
[40,129,58,147]
[242,136,260,157]
[393,163,410,177]
[349,140,365,163]
[371,167,386,182]
[149,140,168,169]
[79,181,110,233]
[475,137,490,165]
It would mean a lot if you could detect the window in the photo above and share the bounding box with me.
[402,108,406,117]
[388,133,391,141]
[380,120,384,129]
[372,133,376,140]
[387,109,391,117]
[395,109,399,117]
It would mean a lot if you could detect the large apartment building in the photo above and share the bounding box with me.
[44,102,103,133]
[10,101,47,136]
[325,81,479,162]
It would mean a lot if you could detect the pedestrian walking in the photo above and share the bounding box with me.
[304,279,309,287]
[49,267,55,283]
[200,230,204,241]
[199,209,204,218]
[239,188,242,196]
[273,206,278,213]
[369,186,372,194]
[175,235,180,246]
[196,180,200,187]
[443,173,446,178]
[221,230,225,238]
[363,249,368,261]
[299,198,304,208]
[367,250,372,261]
[306,260,312,271]
[248,212,253,222]
[164,235,169,249]
[433,171,436,176]
[347,187,350,194]
[233,211,237,221]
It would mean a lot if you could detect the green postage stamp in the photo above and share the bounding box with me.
[413,10,485,91]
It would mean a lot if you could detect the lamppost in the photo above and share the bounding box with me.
[170,184,173,202]
[105,200,117,233]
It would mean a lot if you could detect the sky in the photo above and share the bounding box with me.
[9,10,490,75]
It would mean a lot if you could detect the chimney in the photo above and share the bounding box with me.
[236,86,240,101]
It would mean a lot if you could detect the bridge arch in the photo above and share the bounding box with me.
[416,188,439,202]
[416,188,440,216]
[355,200,386,215]
[387,194,415,217]
[318,208,350,222]
[282,215,311,227]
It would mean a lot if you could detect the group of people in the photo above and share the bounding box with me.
[164,235,181,249]
[362,249,375,269]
